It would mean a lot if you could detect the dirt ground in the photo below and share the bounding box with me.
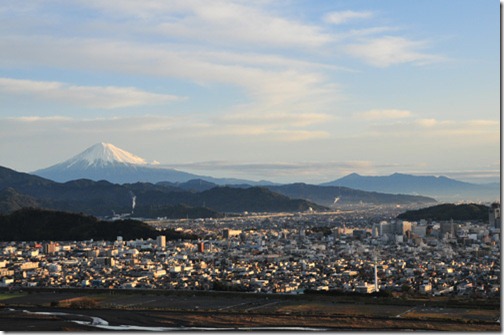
[0,290,500,331]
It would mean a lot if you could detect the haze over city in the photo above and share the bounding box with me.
[0,1,499,184]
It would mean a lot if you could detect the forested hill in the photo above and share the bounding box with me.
[0,165,325,217]
[397,203,490,221]
[0,208,197,242]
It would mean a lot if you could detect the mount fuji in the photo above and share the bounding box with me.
[33,142,258,185]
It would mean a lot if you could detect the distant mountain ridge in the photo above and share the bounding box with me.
[266,183,436,207]
[321,173,499,202]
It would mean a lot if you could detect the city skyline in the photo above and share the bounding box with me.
[0,1,499,184]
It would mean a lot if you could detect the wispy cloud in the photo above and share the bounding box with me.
[355,109,412,120]
[341,26,401,38]
[324,10,374,25]
[0,1,445,134]
[415,118,440,127]
[220,112,333,127]
[0,115,190,137]
[0,77,183,109]
[345,36,445,67]
[195,124,331,142]
[80,0,333,49]
[10,116,72,123]
[0,36,339,115]
[367,117,499,139]
[1,114,331,143]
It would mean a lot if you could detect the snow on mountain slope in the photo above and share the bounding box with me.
[32,142,269,185]
[65,142,148,167]
[32,142,186,183]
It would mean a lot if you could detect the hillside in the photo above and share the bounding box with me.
[197,186,324,213]
[128,204,222,219]
[0,188,42,213]
[0,208,197,241]
[163,180,437,207]
[160,179,219,192]
[123,184,326,213]
[397,203,490,221]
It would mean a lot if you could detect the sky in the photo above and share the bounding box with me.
[0,0,500,184]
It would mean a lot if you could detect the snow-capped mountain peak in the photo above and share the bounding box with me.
[32,142,266,184]
[33,142,207,183]
[65,142,148,167]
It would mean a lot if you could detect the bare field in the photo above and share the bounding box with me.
[0,290,500,331]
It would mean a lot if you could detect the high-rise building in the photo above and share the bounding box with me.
[489,203,501,228]
[43,242,56,254]
[378,220,411,237]
[379,221,393,235]
[395,220,412,235]
[156,235,166,248]
[440,220,455,238]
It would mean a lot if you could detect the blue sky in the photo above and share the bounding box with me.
[0,1,500,183]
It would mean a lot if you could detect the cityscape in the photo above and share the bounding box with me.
[0,0,499,332]
[1,206,500,297]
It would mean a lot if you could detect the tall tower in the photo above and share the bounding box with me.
[374,263,379,292]
[373,251,379,292]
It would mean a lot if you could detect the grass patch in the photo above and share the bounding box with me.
[0,293,28,301]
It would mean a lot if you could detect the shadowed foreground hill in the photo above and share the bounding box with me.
[0,208,196,241]
[397,203,490,221]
